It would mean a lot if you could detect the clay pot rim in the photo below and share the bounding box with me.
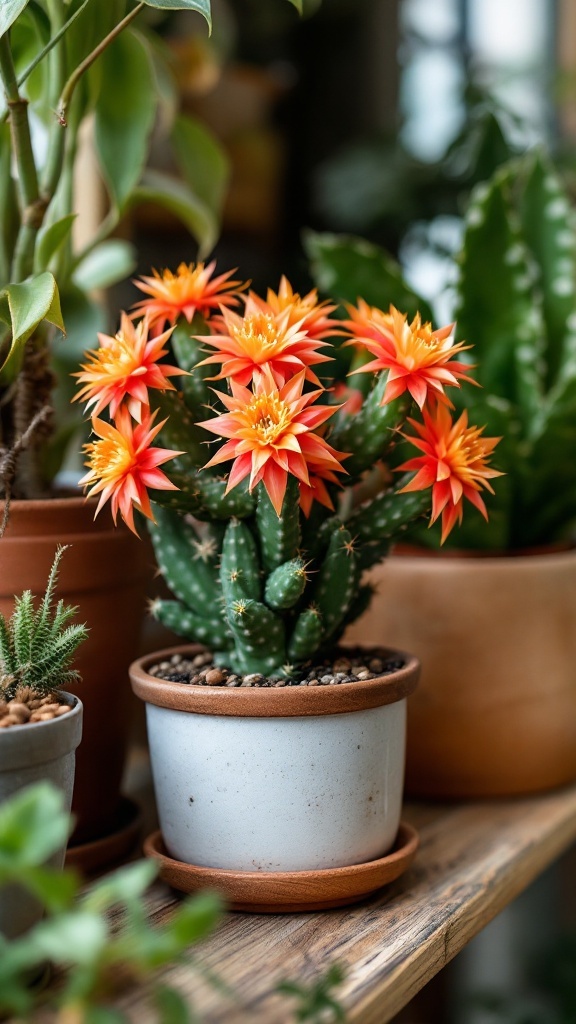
[0,495,94,512]
[130,644,420,718]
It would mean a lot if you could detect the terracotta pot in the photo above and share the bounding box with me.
[0,693,82,939]
[130,645,419,873]
[344,547,576,798]
[0,497,150,842]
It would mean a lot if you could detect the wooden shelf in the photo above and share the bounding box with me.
[107,782,576,1022]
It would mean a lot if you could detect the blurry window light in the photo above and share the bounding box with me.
[399,0,555,159]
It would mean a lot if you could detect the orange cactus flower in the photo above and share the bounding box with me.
[298,463,344,518]
[197,295,332,388]
[398,404,502,543]
[197,369,347,515]
[132,261,246,329]
[345,303,476,409]
[80,407,183,536]
[73,313,184,422]
[249,276,343,339]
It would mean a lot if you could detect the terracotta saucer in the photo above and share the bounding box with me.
[143,822,419,912]
[65,797,143,875]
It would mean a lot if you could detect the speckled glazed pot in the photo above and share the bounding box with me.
[0,693,83,939]
[130,645,419,872]
[345,547,576,798]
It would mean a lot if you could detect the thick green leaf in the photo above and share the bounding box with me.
[520,151,576,389]
[131,169,217,258]
[168,892,222,946]
[83,860,157,913]
[13,864,77,911]
[0,0,31,36]
[525,373,576,543]
[35,215,77,274]
[0,272,65,379]
[94,29,157,211]
[304,230,433,323]
[73,240,137,291]
[0,783,70,869]
[66,0,127,65]
[455,170,545,432]
[84,1009,127,1024]
[142,0,211,32]
[172,114,229,221]
[154,986,194,1024]
[30,911,108,964]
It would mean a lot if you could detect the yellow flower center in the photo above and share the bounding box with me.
[246,393,290,444]
[232,314,284,360]
[86,436,133,481]
[93,334,141,379]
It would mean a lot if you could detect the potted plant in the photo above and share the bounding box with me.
[73,261,500,908]
[316,150,576,797]
[0,545,86,939]
[0,0,240,857]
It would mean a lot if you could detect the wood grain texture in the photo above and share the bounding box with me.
[61,783,576,1023]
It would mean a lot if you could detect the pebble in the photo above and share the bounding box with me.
[205,669,225,685]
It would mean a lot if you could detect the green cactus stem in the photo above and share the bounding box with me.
[287,606,323,662]
[154,389,207,469]
[148,506,220,610]
[264,557,308,610]
[256,476,301,572]
[220,519,261,605]
[225,598,286,675]
[328,381,411,481]
[150,598,231,651]
[170,318,214,414]
[347,479,431,571]
[310,524,357,640]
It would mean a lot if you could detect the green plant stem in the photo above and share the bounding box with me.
[57,2,145,126]
[0,34,44,280]
[41,0,68,201]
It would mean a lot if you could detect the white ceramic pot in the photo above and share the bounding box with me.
[0,693,83,939]
[130,646,419,872]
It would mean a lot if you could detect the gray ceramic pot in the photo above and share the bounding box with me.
[0,693,83,939]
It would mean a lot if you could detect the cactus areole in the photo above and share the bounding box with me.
[75,265,502,678]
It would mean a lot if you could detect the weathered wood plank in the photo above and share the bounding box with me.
[102,784,576,1022]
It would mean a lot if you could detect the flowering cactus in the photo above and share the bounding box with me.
[74,264,501,676]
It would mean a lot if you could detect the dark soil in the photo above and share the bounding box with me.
[147,650,406,688]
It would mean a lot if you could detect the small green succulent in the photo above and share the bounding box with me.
[0,545,88,700]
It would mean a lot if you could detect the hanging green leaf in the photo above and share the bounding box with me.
[304,230,433,323]
[0,0,31,36]
[35,214,77,274]
[73,239,137,291]
[0,272,65,380]
[130,169,218,259]
[455,170,546,431]
[141,0,211,32]
[172,114,229,222]
[94,29,157,211]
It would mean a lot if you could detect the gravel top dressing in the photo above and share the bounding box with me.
[147,650,406,688]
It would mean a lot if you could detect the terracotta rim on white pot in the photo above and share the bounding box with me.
[129,644,420,716]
